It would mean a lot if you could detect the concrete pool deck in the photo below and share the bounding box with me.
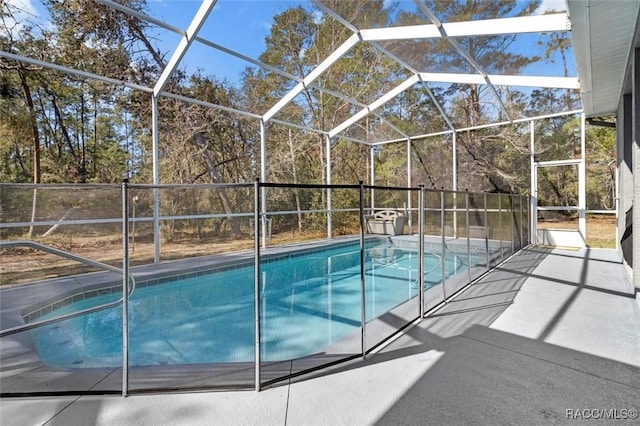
[2,246,640,425]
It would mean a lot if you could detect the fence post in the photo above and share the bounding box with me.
[466,190,471,284]
[510,195,515,254]
[121,179,130,397]
[326,135,332,239]
[484,192,489,270]
[440,188,447,302]
[418,186,424,316]
[359,181,367,358]
[528,196,532,245]
[519,195,524,249]
[254,179,261,391]
[498,193,504,262]
[407,139,413,233]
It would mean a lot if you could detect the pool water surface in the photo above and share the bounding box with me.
[30,241,472,368]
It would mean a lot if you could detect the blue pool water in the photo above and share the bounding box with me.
[30,242,472,368]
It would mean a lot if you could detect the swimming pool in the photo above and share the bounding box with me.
[29,241,472,368]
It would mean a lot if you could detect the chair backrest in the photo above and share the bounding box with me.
[374,210,403,220]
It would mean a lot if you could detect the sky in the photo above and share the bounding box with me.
[146,0,571,82]
[150,0,575,81]
[6,0,573,86]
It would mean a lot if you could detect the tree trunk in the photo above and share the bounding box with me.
[194,133,241,236]
[17,68,40,183]
[288,128,303,231]
[48,91,78,164]
[80,88,86,178]
[410,143,437,188]
[42,208,74,238]
[17,67,40,239]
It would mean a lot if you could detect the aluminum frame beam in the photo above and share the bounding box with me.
[416,3,512,121]
[578,113,587,237]
[312,0,455,133]
[262,33,361,122]
[337,135,375,146]
[161,91,261,119]
[153,0,216,96]
[0,51,152,93]
[312,84,410,139]
[366,42,455,131]
[530,120,537,244]
[330,75,421,138]
[329,73,579,139]
[419,80,455,131]
[359,13,570,41]
[451,110,583,135]
[535,159,582,167]
[381,109,582,145]
[97,0,186,34]
[419,73,579,89]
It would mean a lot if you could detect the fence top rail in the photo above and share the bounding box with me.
[129,182,253,190]
[0,182,529,199]
[424,188,526,197]
[364,184,421,192]
[260,182,361,190]
[0,183,120,190]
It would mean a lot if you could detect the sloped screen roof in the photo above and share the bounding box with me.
[1,0,581,145]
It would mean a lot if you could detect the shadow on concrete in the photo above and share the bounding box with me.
[373,324,640,426]
[285,246,640,425]
[373,246,640,425]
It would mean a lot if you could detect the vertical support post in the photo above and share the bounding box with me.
[632,48,640,297]
[620,94,632,266]
[527,196,532,245]
[466,190,471,283]
[254,179,261,391]
[530,120,537,245]
[578,113,587,240]
[121,180,130,397]
[407,139,413,232]
[484,192,489,270]
[440,189,447,302]
[326,135,332,239]
[151,95,160,264]
[260,120,268,249]
[615,166,620,252]
[358,181,367,358]
[370,147,375,215]
[418,186,424,316]
[452,132,457,192]
[452,132,458,237]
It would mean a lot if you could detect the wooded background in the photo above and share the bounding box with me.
[0,0,615,212]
